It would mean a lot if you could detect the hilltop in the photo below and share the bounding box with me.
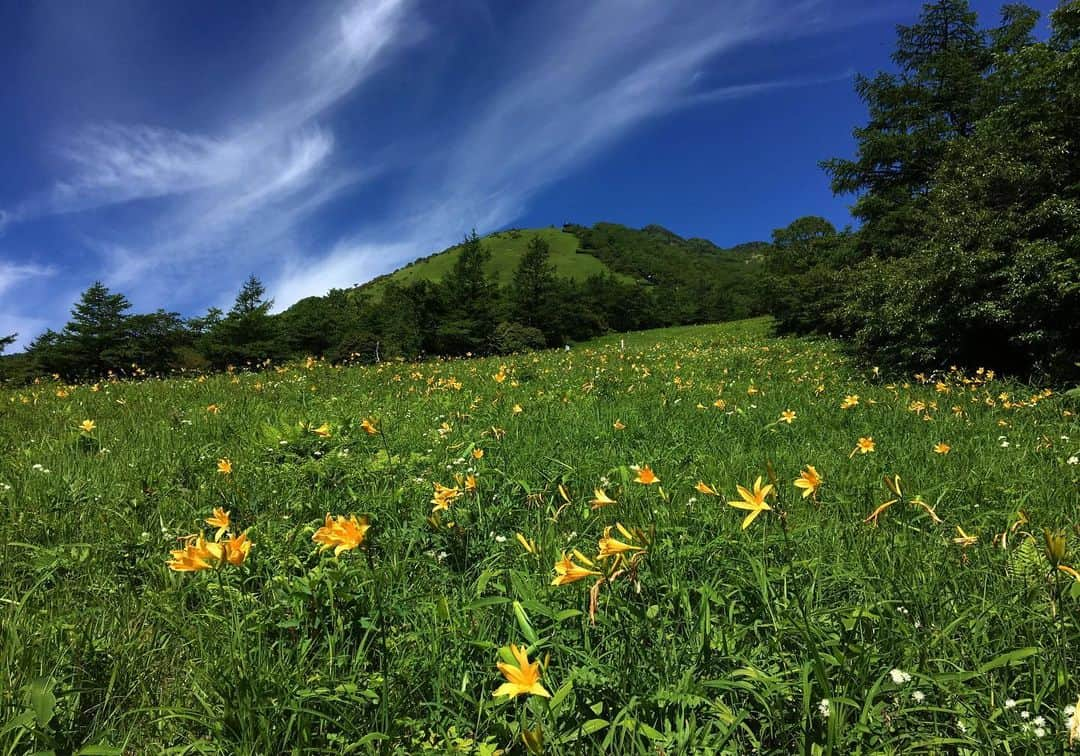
[350,222,766,300]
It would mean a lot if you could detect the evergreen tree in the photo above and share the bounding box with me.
[436,231,499,354]
[822,0,990,257]
[203,275,282,367]
[47,282,133,377]
[511,235,557,332]
[0,334,14,354]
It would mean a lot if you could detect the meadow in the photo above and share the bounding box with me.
[2,317,1078,754]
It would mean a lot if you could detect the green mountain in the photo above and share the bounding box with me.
[356,227,613,299]
[355,222,766,301]
[267,221,770,364]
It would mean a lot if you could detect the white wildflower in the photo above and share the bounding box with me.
[1005,699,1017,709]
[817,698,831,719]
[912,690,925,703]
[890,669,912,684]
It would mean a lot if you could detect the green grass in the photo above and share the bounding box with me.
[361,228,633,297]
[2,318,1079,753]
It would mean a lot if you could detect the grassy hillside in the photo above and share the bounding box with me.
[3,318,1078,753]
[353,223,764,300]
[359,228,632,298]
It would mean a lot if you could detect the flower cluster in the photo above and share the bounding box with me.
[167,508,252,572]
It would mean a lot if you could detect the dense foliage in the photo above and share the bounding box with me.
[4,225,766,383]
[770,0,1080,381]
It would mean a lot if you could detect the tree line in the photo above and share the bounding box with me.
[1,229,766,382]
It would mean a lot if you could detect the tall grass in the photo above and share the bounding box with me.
[2,317,1078,753]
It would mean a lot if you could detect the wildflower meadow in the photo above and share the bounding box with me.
[2,317,1079,753]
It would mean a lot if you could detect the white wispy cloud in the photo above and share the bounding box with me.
[0,263,58,347]
[0,262,55,298]
[6,0,855,339]
[2,0,414,310]
[268,0,825,305]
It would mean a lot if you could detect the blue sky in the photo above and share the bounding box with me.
[0,0,1061,349]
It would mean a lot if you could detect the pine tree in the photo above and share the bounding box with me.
[230,275,272,318]
[511,235,557,330]
[822,0,990,257]
[436,231,499,354]
[60,282,133,376]
[203,275,282,367]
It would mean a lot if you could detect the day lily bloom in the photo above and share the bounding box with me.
[952,526,977,548]
[512,404,523,414]
[167,534,222,572]
[493,644,550,699]
[634,465,659,485]
[863,499,898,526]
[884,474,903,498]
[910,496,943,524]
[78,419,96,433]
[217,458,233,475]
[695,481,718,496]
[431,482,462,512]
[206,404,220,414]
[311,423,331,438]
[850,437,876,457]
[840,395,859,409]
[729,477,773,529]
[312,513,370,555]
[613,420,626,430]
[597,524,644,558]
[224,531,252,566]
[493,368,507,384]
[360,418,379,435]
[1044,529,1067,566]
[206,507,231,540]
[793,466,823,499]
[472,448,484,460]
[1058,564,1080,581]
[516,532,537,554]
[464,474,478,494]
[933,442,950,455]
[590,488,617,509]
[779,410,796,424]
[551,552,601,585]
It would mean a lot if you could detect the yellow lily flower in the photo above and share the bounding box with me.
[205,507,230,540]
[312,513,370,555]
[551,553,601,586]
[590,488,617,510]
[793,466,823,499]
[493,645,550,699]
[729,477,773,529]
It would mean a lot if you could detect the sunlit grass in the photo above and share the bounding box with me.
[2,317,1078,753]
